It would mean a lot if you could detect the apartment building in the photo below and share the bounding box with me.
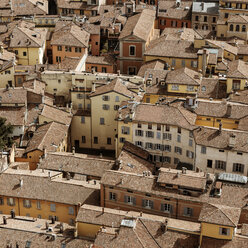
[51,22,90,64]
[117,102,197,167]
[194,100,248,130]
[118,9,156,75]
[192,2,219,32]
[9,26,47,65]
[144,38,198,71]
[0,168,99,224]
[194,126,248,176]
[158,0,192,31]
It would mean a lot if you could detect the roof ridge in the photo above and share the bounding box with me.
[17,27,40,47]
[217,205,236,226]
[70,25,89,47]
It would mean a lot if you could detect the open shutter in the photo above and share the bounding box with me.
[132,197,136,206]
[124,195,128,203]
[170,204,173,214]
[219,227,222,235]
[183,207,187,215]
[142,199,146,207]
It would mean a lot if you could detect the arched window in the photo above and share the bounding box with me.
[242,25,246,32]
[229,24,233,31]
[236,25,240,32]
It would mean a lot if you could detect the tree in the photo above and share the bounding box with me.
[0,117,13,149]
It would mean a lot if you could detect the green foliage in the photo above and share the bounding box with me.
[0,117,13,149]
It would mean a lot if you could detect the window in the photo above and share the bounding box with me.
[215,160,226,170]
[81,116,85,123]
[219,149,224,153]
[107,137,111,145]
[37,215,41,219]
[7,198,15,206]
[175,146,182,155]
[146,131,154,138]
[75,47,81,53]
[37,201,41,209]
[233,80,241,90]
[135,141,143,147]
[154,144,161,150]
[181,60,185,67]
[50,203,56,212]
[195,16,199,21]
[115,96,120,102]
[56,56,61,63]
[157,132,161,139]
[191,61,197,68]
[102,104,110,110]
[157,124,161,131]
[213,17,216,23]
[102,95,110,101]
[178,127,181,134]
[177,135,181,143]
[124,195,136,205]
[23,52,27,56]
[78,104,82,109]
[0,197,4,205]
[5,70,10,74]
[187,86,194,92]
[94,137,98,144]
[129,45,136,56]
[15,50,18,55]
[142,199,153,209]
[186,150,194,159]
[163,156,171,163]
[65,46,72,52]
[229,24,233,31]
[114,105,120,111]
[219,227,230,236]
[146,97,150,103]
[201,146,206,154]
[163,133,172,140]
[120,137,126,143]
[68,206,74,215]
[204,16,207,22]
[109,192,116,201]
[171,85,179,91]
[233,163,244,173]
[101,67,107,73]
[145,142,153,149]
[164,145,171,152]
[201,86,206,91]
[23,199,31,208]
[207,159,212,168]
[100,118,105,125]
[161,203,172,213]
[188,139,193,147]
[82,136,86,143]
[183,207,193,216]
[225,13,229,19]
[121,126,130,135]
[137,123,142,128]
[135,130,144,136]
[166,125,170,132]
[128,67,136,75]
[236,25,240,32]
[57,46,62,51]
[148,123,152,130]
[174,158,180,164]
[77,93,83,99]
[171,59,176,67]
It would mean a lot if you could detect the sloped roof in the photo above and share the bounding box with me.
[226,60,248,79]
[24,122,68,154]
[90,78,135,98]
[51,22,90,48]
[165,67,201,86]
[119,9,156,41]
[9,27,47,48]
[228,15,248,24]
[199,203,241,227]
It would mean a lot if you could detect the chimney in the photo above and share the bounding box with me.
[59,223,64,233]
[100,153,103,158]
[226,104,232,116]
[229,134,236,148]
[66,172,70,180]
[177,172,180,177]
[202,49,207,77]
[182,167,187,174]
[43,147,47,158]
[92,83,96,92]
[3,216,7,225]
[140,212,142,217]
[19,179,23,187]
[117,70,120,76]
[10,209,15,219]
[219,122,222,132]
[201,2,204,11]
[45,221,49,229]
[102,207,104,214]
[72,147,75,155]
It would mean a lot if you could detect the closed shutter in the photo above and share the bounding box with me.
[141,130,144,136]
[241,164,244,173]
[132,197,136,206]
[227,228,230,236]
[150,201,154,209]
[170,205,173,213]
[142,199,146,207]
[161,203,165,211]
[183,207,187,215]
[219,227,222,235]
[124,195,128,203]
[233,163,236,172]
